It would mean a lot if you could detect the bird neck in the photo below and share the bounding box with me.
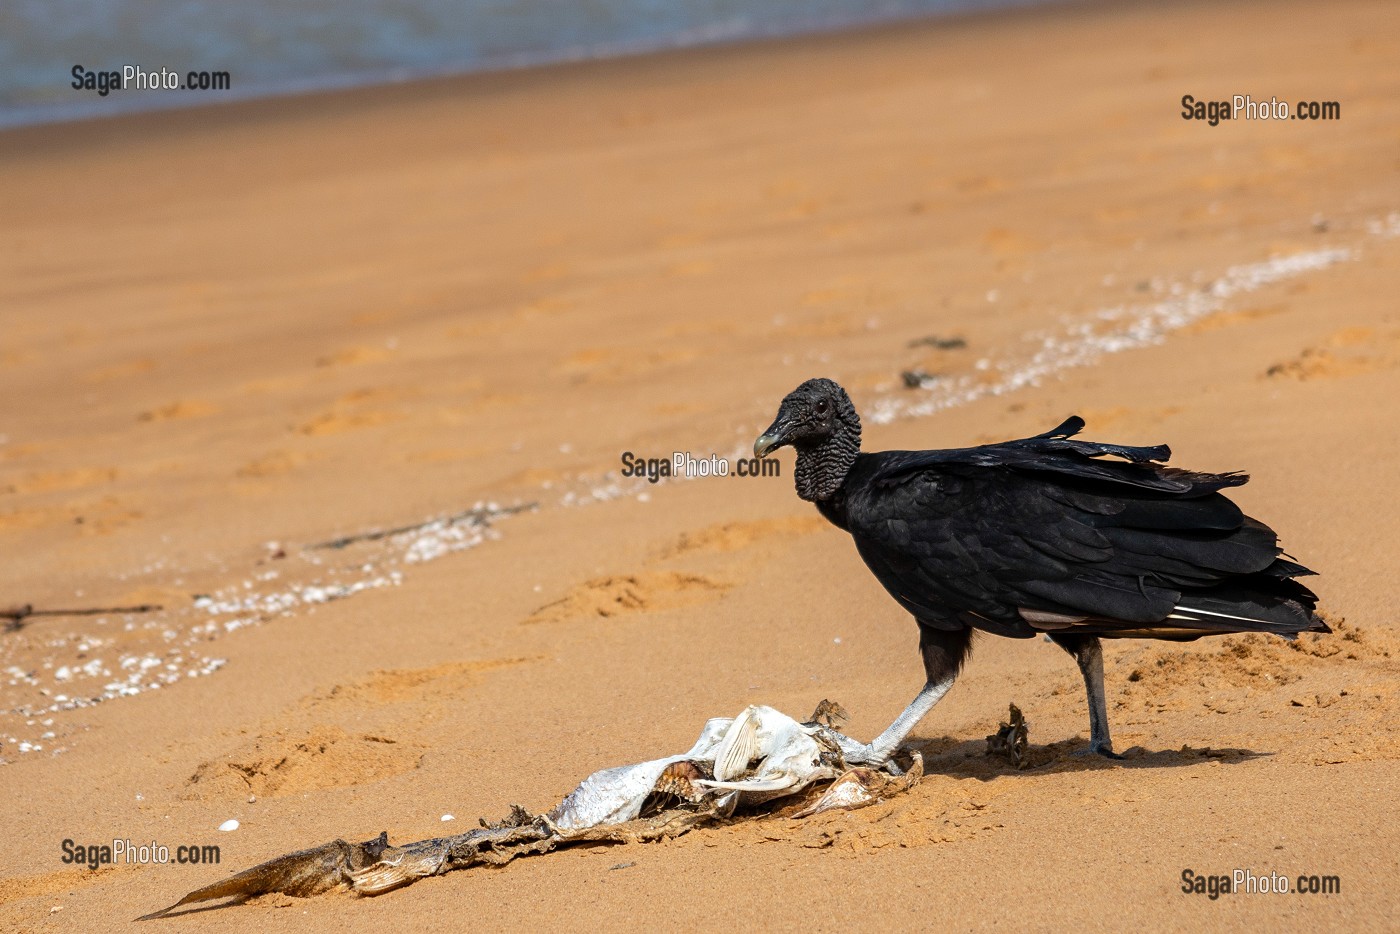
[794,432,859,502]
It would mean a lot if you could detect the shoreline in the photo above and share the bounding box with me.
[2,0,1062,134]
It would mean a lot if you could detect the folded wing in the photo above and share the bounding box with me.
[843,418,1324,641]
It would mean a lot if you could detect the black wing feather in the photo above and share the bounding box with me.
[840,417,1324,641]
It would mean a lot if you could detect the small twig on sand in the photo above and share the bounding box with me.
[305,502,538,551]
[906,334,967,350]
[3,603,164,633]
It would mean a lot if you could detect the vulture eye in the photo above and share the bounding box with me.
[815,399,830,416]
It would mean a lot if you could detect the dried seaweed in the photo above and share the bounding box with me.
[141,701,921,920]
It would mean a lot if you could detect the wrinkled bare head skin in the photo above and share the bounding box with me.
[754,378,861,501]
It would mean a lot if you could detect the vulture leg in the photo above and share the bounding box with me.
[849,627,971,766]
[1049,633,1123,759]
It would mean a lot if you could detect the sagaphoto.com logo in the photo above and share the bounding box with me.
[1180,93,1340,126]
[71,64,231,98]
[1180,867,1340,899]
[619,451,780,484]
[61,837,220,869]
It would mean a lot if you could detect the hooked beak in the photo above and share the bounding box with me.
[754,417,791,458]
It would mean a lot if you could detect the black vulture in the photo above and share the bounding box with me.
[754,378,1326,761]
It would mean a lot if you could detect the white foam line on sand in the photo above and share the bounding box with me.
[0,502,530,753]
[867,245,1357,426]
[8,216,1393,758]
[555,225,1385,504]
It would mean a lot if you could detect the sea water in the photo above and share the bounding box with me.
[1,0,1043,129]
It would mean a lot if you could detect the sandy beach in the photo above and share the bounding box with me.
[3,0,1399,928]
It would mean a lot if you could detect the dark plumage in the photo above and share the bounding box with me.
[755,377,1327,759]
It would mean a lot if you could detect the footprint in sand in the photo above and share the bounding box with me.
[307,657,537,707]
[2,466,117,495]
[780,306,882,340]
[0,504,56,533]
[1327,326,1377,348]
[1156,619,1400,767]
[819,219,864,242]
[658,319,739,341]
[655,231,705,250]
[553,347,698,385]
[1073,407,1181,432]
[665,259,714,278]
[0,441,45,465]
[184,726,427,800]
[1264,326,1400,381]
[0,347,36,367]
[524,572,728,624]
[0,496,143,536]
[784,778,998,851]
[350,308,407,327]
[649,400,708,418]
[778,198,824,220]
[240,374,307,395]
[981,226,1044,254]
[1117,619,1393,718]
[1092,206,1138,224]
[295,390,400,436]
[1189,173,1232,193]
[799,281,851,306]
[403,446,489,465]
[296,410,397,436]
[795,312,872,338]
[954,175,1007,195]
[236,450,314,478]
[0,865,135,906]
[137,400,217,422]
[1181,304,1284,335]
[513,295,575,320]
[661,516,830,559]
[1120,637,1305,701]
[492,466,564,490]
[523,261,572,283]
[72,497,143,536]
[315,345,393,368]
[85,358,155,383]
